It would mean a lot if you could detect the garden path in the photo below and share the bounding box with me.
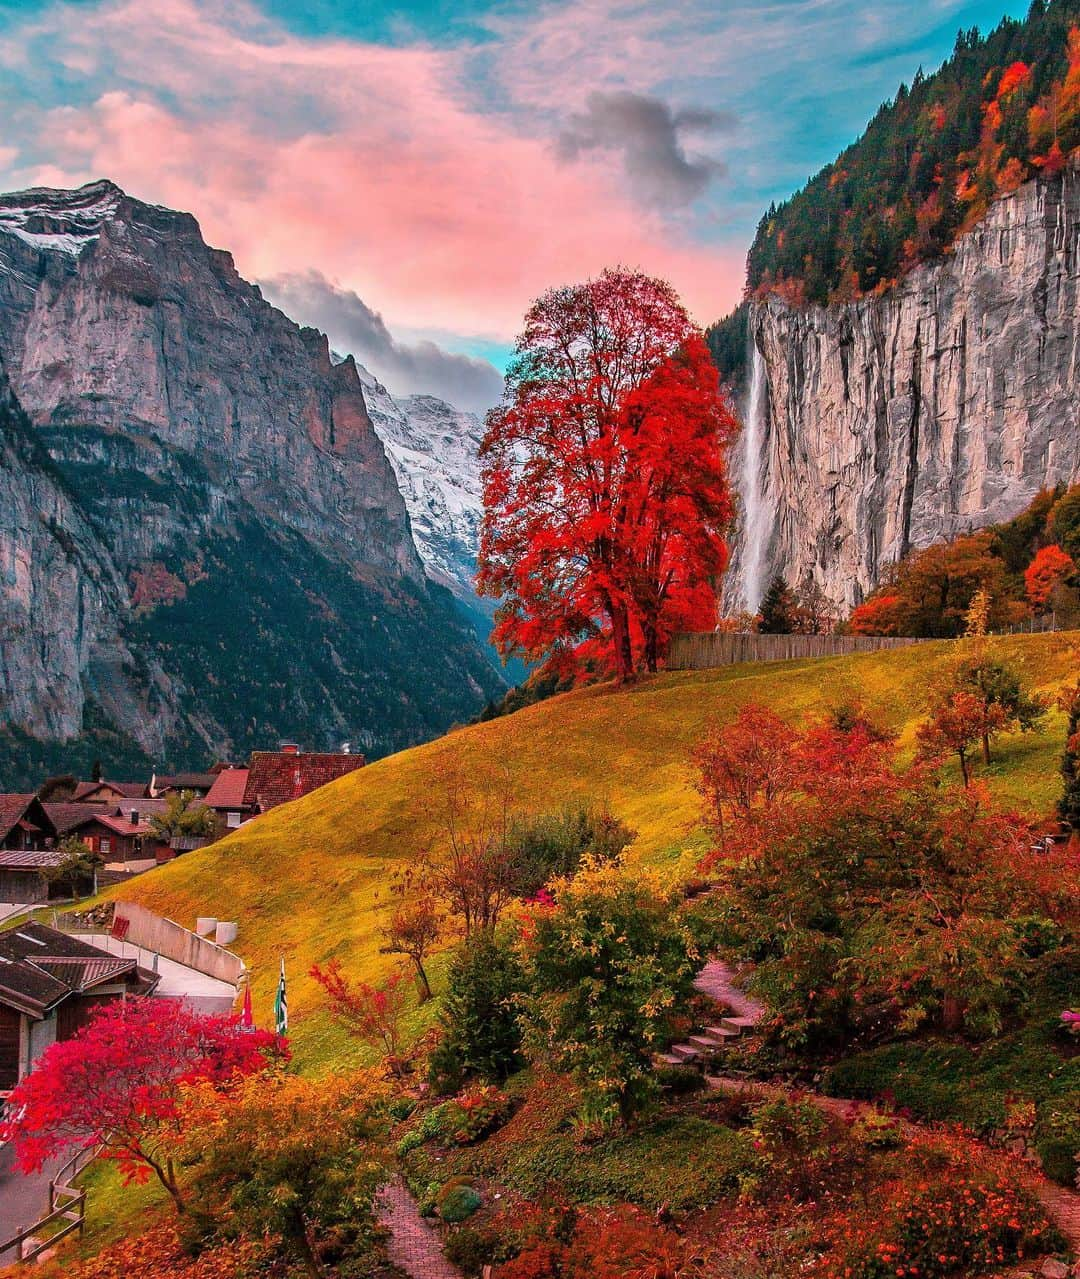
[376,1176,463,1279]
[693,959,766,1023]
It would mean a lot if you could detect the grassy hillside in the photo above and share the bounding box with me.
[111,632,1080,1067]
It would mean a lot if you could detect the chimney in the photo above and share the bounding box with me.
[130,809,139,826]
[341,741,351,755]
[279,741,299,755]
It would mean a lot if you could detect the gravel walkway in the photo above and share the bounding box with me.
[376,1177,463,1279]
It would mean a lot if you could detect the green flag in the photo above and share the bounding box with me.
[273,957,288,1036]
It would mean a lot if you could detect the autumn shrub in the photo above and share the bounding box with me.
[495,1207,701,1279]
[429,931,525,1092]
[655,1064,707,1095]
[517,859,698,1126]
[438,1181,483,1223]
[506,806,635,898]
[744,1095,861,1203]
[442,1085,513,1144]
[812,1132,1058,1278]
[179,1069,389,1276]
[1034,1100,1080,1186]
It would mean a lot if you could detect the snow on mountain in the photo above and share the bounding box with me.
[353,362,486,601]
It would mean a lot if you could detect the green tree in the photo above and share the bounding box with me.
[44,836,102,900]
[148,790,216,841]
[955,646,1048,764]
[429,932,525,1092]
[758,575,797,634]
[507,806,635,900]
[517,861,697,1126]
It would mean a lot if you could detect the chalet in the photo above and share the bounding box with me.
[203,767,253,835]
[41,801,109,840]
[0,795,54,851]
[60,808,167,865]
[72,780,148,804]
[242,743,365,813]
[0,922,158,1091]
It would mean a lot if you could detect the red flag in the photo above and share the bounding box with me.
[240,983,254,1030]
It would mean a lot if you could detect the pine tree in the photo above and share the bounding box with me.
[759,575,797,634]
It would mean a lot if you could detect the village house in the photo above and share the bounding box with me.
[0,922,158,1091]
[0,849,95,904]
[203,766,253,836]
[149,771,219,799]
[59,806,169,865]
[72,779,148,804]
[0,795,54,851]
[242,742,365,813]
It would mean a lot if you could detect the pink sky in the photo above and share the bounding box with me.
[2,0,744,342]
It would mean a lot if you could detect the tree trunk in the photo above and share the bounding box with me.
[957,748,970,788]
[941,992,965,1032]
[414,959,432,1003]
[609,606,634,683]
[643,621,659,673]
[981,731,991,766]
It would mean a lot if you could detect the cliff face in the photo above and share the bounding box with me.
[0,181,502,782]
[728,165,1080,612]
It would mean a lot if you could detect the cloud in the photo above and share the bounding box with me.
[558,90,734,207]
[262,270,505,412]
[0,0,745,339]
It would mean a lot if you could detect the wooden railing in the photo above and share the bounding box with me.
[0,1144,96,1264]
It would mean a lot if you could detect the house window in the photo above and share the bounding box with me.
[99,837,111,856]
[226,812,242,829]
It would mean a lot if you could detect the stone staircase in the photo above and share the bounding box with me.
[657,960,765,1071]
[657,1013,758,1069]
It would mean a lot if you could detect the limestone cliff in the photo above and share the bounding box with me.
[0,181,502,782]
[727,165,1080,612]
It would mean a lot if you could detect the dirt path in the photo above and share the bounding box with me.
[706,1074,1080,1265]
[376,1177,463,1279]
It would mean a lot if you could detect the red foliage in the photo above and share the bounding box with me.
[477,268,736,683]
[916,690,1008,786]
[27,1222,271,1279]
[847,592,904,636]
[1025,543,1076,608]
[496,1207,695,1279]
[310,959,410,1074]
[128,562,187,613]
[1,1000,282,1211]
[813,1129,1053,1279]
[693,704,797,837]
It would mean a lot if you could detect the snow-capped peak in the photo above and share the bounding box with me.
[349,360,485,600]
[0,179,124,257]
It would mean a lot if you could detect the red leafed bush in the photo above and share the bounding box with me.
[812,1131,1057,1278]
[497,1208,699,1279]
[0,1000,283,1213]
[18,1223,271,1279]
[444,1084,512,1144]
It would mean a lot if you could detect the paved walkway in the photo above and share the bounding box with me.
[706,1074,1080,1265]
[376,1177,462,1279]
[693,959,766,1023]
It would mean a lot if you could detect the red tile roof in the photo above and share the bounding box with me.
[204,768,250,810]
[0,794,39,842]
[243,752,364,811]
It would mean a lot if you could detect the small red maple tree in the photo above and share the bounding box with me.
[1,999,283,1213]
[1024,543,1076,609]
[477,267,737,683]
[310,959,411,1076]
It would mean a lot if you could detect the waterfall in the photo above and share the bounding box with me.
[739,337,769,613]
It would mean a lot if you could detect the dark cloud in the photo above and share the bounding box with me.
[558,90,735,207]
[259,271,504,413]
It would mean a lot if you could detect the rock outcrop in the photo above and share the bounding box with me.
[727,165,1080,612]
[0,181,503,783]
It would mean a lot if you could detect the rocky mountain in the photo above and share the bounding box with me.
[725,163,1080,614]
[351,364,484,601]
[0,180,503,786]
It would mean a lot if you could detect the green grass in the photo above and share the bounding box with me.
[108,632,1080,1067]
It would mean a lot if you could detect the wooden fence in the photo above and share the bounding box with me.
[667,632,926,670]
[0,1143,95,1264]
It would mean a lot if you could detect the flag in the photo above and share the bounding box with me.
[274,957,288,1036]
[240,983,254,1030]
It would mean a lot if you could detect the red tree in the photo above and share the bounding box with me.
[0,999,282,1212]
[916,690,1008,787]
[477,268,737,682]
[1025,543,1076,609]
[693,703,797,842]
[310,960,411,1076]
